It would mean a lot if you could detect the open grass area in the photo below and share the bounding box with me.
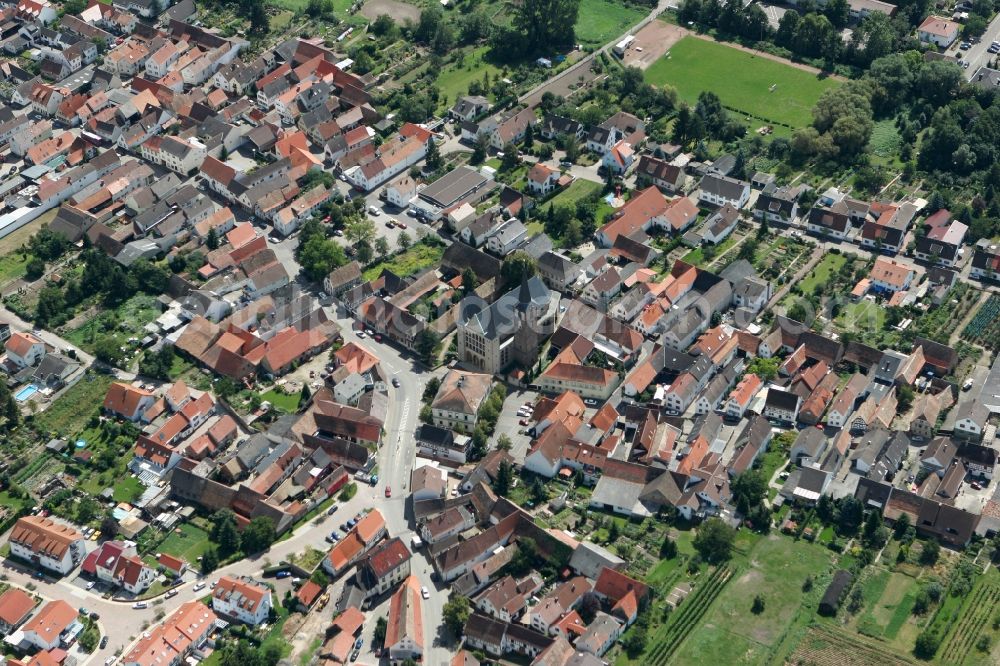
[575,0,646,47]
[645,37,839,130]
[836,299,886,334]
[32,372,113,437]
[669,535,837,665]
[435,46,503,108]
[260,387,302,413]
[549,179,602,208]
[0,253,29,287]
[361,240,445,281]
[158,523,212,564]
[798,253,847,294]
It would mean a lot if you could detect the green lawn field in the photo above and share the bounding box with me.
[670,535,837,665]
[645,37,840,129]
[575,0,646,47]
[436,46,503,109]
[158,523,212,564]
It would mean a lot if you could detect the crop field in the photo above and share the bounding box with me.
[789,623,919,666]
[644,37,840,130]
[939,582,1000,665]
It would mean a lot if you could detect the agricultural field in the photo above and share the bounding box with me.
[936,570,1000,666]
[32,371,114,438]
[645,37,840,130]
[788,623,919,666]
[961,294,1000,352]
[914,282,974,345]
[63,293,161,357]
[574,0,646,47]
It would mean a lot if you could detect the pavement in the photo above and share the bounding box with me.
[955,13,1000,79]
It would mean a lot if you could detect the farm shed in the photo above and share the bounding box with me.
[819,570,853,616]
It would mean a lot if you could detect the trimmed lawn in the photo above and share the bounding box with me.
[436,46,502,108]
[158,523,212,564]
[836,300,886,333]
[645,37,840,130]
[798,253,847,294]
[549,179,602,208]
[113,476,144,503]
[671,535,837,665]
[575,0,646,47]
[361,241,444,281]
[0,253,29,287]
[260,388,301,413]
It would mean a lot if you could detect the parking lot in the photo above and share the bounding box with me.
[493,389,542,464]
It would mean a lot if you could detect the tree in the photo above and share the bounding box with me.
[425,137,442,172]
[894,512,911,540]
[751,594,765,615]
[915,630,941,659]
[373,616,388,646]
[442,594,471,635]
[299,236,347,282]
[493,460,513,496]
[693,518,736,564]
[25,257,45,280]
[35,284,67,328]
[461,268,479,294]
[397,232,412,251]
[211,509,241,557]
[496,434,513,451]
[201,547,220,574]
[357,240,374,265]
[100,511,119,539]
[374,236,390,258]
[500,143,520,171]
[578,592,601,623]
[500,251,537,286]
[621,612,649,657]
[345,218,376,245]
[731,469,767,516]
[511,0,580,54]
[660,534,678,559]
[862,509,888,549]
[920,539,940,565]
[206,227,220,251]
[242,517,276,554]
[93,336,125,367]
[78,624,99,652]
[414,329,440,365]
[897,384,915,411]
[140,345,175,380]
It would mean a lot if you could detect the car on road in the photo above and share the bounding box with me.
[133,602,147,609]
[392,377,400,388]
[100,636,108,649]
[963,378,974,391]
[385,486,392,497]
[354,638,363,649]
[165,589,178,599]
[369,205,380,216]
[104,658,115,666]
[350,650,360,662]
[327,504,339,516]
[193,582,206,592]
[421,586,430,599]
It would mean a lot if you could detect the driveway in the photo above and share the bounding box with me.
[492,388,540,464]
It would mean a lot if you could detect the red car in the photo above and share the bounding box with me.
[519,419,528,426]
[385,486,392,498]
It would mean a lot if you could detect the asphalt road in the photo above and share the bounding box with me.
[957,11,1000,78]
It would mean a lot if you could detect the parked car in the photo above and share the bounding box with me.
[392,377,400,388]
[385,486,392,498]
[132,602,147,609]
[421,586,430,599]
[86,581,96,590]
[274,571,291,579]
[193,582,206,592]
[100,636,108,649]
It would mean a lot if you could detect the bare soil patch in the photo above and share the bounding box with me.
[622,20,688,69]
[359,0,420,23]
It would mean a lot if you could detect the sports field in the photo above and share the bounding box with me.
[644,37,840,129]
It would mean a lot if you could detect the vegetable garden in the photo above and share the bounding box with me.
[961,295,1000,352]
[789,623,919,666]
[939,582,1000,665]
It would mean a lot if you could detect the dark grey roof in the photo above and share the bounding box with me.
[459,277,551,340]
[700,173,749,200]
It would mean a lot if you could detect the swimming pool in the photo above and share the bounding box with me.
[14,384,38,402]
